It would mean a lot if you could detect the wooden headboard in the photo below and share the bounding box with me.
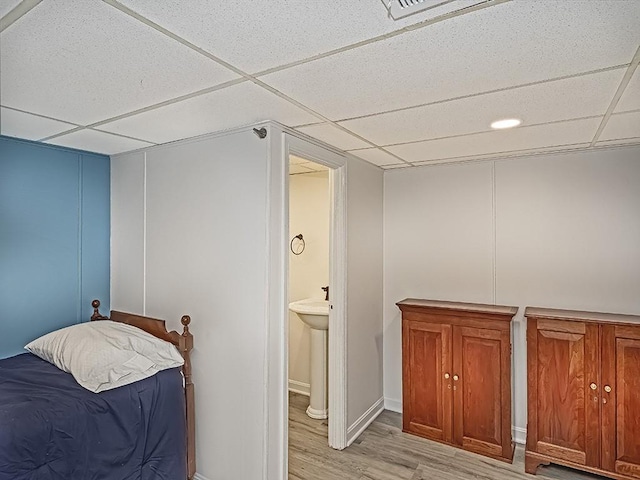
[90,300,196,480]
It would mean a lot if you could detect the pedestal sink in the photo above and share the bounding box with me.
[289,298,329,419]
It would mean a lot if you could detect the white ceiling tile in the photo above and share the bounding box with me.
[116,0,488,73]
[290,155,309,165]
[599,111,640,141]
[349,148,403,166]
[289,155,328,170]
[0,0,22,18]
[295,124,371,151]
[340,69,625,146]
[289,164,315,175]
[614,69,640,113]
[263,1,640,120]
[300,161,329,172]
[98,82,318,144]
[0,0,238,125]
[0,107,76,140]
[387,117,602,163]
[45,129,153,155]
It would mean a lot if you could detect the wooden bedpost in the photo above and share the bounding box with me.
[90,299,109,321]
[181,315,196,480]
[90,300,196,479]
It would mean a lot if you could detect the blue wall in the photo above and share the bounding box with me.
[0,136,110,358]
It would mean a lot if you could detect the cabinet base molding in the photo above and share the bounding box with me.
[403,428,515,464]
[525,451,639,480]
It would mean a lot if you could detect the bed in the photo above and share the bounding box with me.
[0,300,196,480]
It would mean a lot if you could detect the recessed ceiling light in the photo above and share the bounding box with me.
[491,118,522,130]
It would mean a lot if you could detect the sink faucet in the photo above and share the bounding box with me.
[321,286,329,301]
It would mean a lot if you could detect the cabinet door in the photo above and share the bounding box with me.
[402,319,453,443]
[453,325,511,460]
[527,319,600,467]
[601,325,640,478]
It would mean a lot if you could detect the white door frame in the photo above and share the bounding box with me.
[284,134,348,463]
[264,125,348,480]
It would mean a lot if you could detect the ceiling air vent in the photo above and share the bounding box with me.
[384,0,485,20]
[386,0,453,19]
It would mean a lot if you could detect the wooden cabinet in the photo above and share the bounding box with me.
[525,307,640,480]
[398,298,518,463]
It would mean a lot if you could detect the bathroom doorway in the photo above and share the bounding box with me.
[284,134,347,477]
[288,157,330,420]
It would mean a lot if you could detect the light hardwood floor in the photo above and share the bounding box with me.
[288,393,603,480]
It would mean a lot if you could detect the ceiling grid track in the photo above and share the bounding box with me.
[589,45,640,147]
[38,125,84,142]
[38,77,247,143]
[0,0,40,32]
[1,105,83,129]
[333,64,630,124]
[91,129,158,146]
[409,141,640,168]
[378,114,606,149]
[38,127,157,147]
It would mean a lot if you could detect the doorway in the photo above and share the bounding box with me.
[284,134,347,477]
[288,156,330,422]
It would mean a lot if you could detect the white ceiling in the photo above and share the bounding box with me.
[1,0,639,168]
[289,154,329,175]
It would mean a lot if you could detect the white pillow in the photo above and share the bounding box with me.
[25,321,184,393]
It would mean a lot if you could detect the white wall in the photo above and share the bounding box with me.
[346,157,385,431]
[111,128,270,480]
[110,151,145,314]
[288,171,330,393]
[111,126,388,479]
[383,146,640,442]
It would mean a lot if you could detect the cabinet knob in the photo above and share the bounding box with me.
[444,373,450,379]
[590,383,597,390]
[453,375,459,381]
[604,385,612,393]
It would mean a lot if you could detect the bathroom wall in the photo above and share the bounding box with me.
[383,145,640,443]
[0,136,110,359]
[111,127,271,480]
[111,124,387,478]
[288,170,330,394]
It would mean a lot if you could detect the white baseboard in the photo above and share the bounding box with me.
[347,397,385,446]
[193,473,210,480]
[288,379,310,396]
[384,397,402,413]
[513,426,527,445]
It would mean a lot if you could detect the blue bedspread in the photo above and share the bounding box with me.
[0,353,186,480]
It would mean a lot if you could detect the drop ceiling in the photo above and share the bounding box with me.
[1,0,639,169]
[289,154,329,175]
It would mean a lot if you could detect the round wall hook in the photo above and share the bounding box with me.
[290,234,305,255]
[253,127,267,139]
